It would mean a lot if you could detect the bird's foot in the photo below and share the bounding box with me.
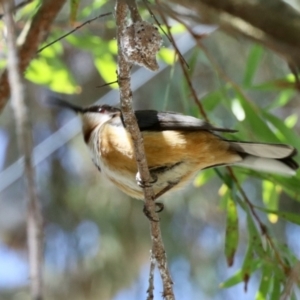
[136,172,157,188]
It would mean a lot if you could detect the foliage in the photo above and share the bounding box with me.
[0,0,300,299]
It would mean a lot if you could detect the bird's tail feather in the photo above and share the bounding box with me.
[229,141,298,176]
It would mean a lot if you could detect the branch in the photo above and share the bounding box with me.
[146,251,156,300]
[0,0,34,19]
[0,0,67,113]
[3,1,43,300]
[38,12,112,53]
[115,1,174,298]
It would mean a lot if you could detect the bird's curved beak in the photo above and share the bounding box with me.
[47,98,84,114]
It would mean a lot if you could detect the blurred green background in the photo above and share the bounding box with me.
[0,0,300,299]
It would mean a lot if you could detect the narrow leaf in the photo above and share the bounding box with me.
[220,246,261,288]
[262,111,300,149]
[270,275,281,300]
[247,213,267,258]
[255,263,273,300]
[262,180,280,223]
[70,0,80,25]
[255,206,300,226]
[225,195,239,266]
[235,92,278,142]
[243,45,264,87]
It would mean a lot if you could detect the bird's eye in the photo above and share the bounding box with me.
[98,107,106,113]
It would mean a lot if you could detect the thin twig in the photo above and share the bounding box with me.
[146,251,156,300]
[227,167,289,273]
[96,80,118,88]
[115,1,175,299]
[145,0,189,69]
[38,12,112,53]
[0,0,67,113]
[0,0,34,19]
[3,2,43,300]
[280,261,300,300]
[155,7,208,121]
[126,0,142,22]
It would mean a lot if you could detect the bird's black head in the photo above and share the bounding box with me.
[48,99,121,143]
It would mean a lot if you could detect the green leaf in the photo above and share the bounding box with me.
[262,111,300,149]
[80,0,107,18]
[201,89,223,112]
[0,59,6,70]
[255,206,300,226]
[108,40,118,55]
[38,42,63,58]
[285,114,298,128]
[94,54,117,87]
[158,23,186,35]
[251,73,296,91]
[161,64,175,110]
[220,245,261,289]
[243,45,264,87]
[224,195,239,266]
[235,92,278,142]
[266,90,294,110]
[193,169,215,187]
[250,172,300,201]
[262,180,280,223]
[15,0,40,19]
[26,57,79,94]
[187,48,200,76]
[255,263,273,300]
[158,48,176,65]
[247,213,267,258]
[270,275,281,300]
[66,35,103,52]
[70,0,80,25]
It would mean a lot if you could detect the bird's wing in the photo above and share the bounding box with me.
[134,110,237,133]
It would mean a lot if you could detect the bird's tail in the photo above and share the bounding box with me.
[229,141,298,176]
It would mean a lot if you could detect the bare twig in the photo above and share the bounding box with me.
[146,251,156,300]
[0,0,34,19]
[280,261,300,300]
[38,12,112,53]
[3,1,43,300]
[115,1,174,299]
[227,167,289,273]
[0,0,67,113]
[145,0,189,69]
[154,6,208,121]
[96,80,118,88]
[127,0,142,22]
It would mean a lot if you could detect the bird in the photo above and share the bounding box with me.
[49,99,298,200]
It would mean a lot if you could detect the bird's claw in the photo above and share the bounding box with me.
[142,202,164,222]
[136,172,157,188]
[143,204,160,222]
[155,202,164,213]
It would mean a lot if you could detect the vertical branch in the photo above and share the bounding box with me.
[146,251,156,300]
[3,2,43,300]
[0,0,66,113]
[115,1,175,299]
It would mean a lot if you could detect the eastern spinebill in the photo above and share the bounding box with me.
[50,99,298,200]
